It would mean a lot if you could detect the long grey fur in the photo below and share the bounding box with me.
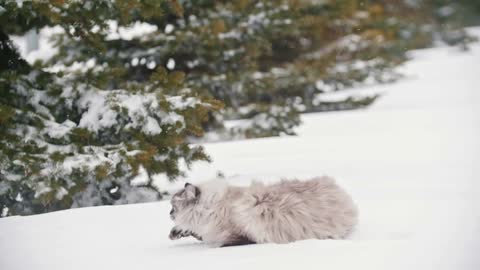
[169,176,358,247]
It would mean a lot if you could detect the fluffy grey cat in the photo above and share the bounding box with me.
[169,176,358,247]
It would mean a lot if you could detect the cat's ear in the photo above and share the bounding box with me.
[184,183,200,201]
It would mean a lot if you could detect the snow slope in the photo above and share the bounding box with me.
[1,29,480,270]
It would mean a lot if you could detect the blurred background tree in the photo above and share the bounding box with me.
[0,0,477,216]
[0,0,221,216]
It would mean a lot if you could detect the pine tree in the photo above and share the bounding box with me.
[69,0,470,139]
[0,0,221,216]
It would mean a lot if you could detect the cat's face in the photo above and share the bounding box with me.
[170,183,200,221]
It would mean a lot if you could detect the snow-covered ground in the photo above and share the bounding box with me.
[2,28,480,270]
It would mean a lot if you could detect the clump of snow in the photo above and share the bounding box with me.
[186,59,200,68]
[15,0,23,8]
[131,58,139,66]
[146,61,156,69]
[251,71,265,80]
[34,182,52,198]
[55,187,68,200]
[315,80,335,92]
[130,166,150,186]
[14,193,23,202]
[44,120,77,139]
[251,67,291,80]
[312,87,382,106]
[109,186,119,194]
[223,49,243,60]
[166,58,175,70]
[164,24,175,34]
[166,95,199,110]
[76,89,196,135]
[4,174,22,182]
[251,113,276,130]
[77,90,118,133]
[10,26,63,64]
[248,11,266,24]
[218,30,242,40]
[143,116,162,135]
[0,207,8,217]
[107,21,158,41]
[437,5,455,17]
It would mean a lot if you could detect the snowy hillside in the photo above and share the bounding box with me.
[1,28,480,270]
